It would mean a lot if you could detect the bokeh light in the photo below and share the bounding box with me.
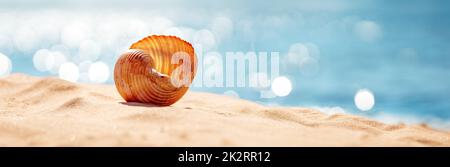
[193,29,216,51]
[354,89,375,111]
[33,49,55,72]
[58,62,79,82]
[88,61,110,83]
[61,22,92,48]
[286,42,320,76]
[78,40,101,61]
[354,20,382,42]
[271,76,292,97]
[210,16,233,41]
[13,26,39,53]
[0,52,12,77]
[49,51,67,74]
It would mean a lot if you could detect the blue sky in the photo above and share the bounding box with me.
[1,0,450,128]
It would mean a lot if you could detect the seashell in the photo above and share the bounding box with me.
[114,35,197,106]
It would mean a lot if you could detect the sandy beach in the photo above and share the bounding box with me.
[0,73,449,146]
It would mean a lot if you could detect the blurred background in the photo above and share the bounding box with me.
[1,0,450,129]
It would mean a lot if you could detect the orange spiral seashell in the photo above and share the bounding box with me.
[114,35,197,106]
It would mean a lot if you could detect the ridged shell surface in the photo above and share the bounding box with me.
[114,35,197,106]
